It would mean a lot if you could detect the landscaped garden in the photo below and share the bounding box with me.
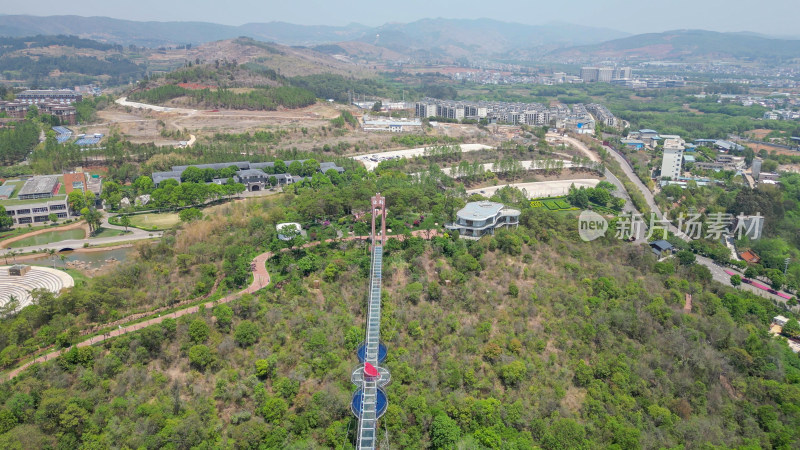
[530,196,577,212]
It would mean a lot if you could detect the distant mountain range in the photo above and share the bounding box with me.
[1,16,798,63]
[548,29,800,62]
[0,15,626,56]
[0,15,371,47]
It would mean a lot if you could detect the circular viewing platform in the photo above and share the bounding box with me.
[357,341,387,363]
[351,365,391,388]
[350,387,388,419]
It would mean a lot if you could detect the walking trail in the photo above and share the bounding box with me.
[5,230,436,381]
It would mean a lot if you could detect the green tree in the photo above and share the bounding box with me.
[543,418,589,450]
[288,160,303,175]
[188,344,213,370]
[782,319,800,339]
[323,263,338,281]
[181,166,204,183]
[255,356,277,379]
[188,319,210,343]
[371,101,382,112]
[100,180,123,209]
[213,304,233,331]
[745,266,760,279]
[132,175,154,195]
[234,320,260,347]
[179,208,203,222]
[677,250,696,266]
[767,269,786,290]
[0,205,12,229]
[430,414,461,449]
[730,274,742,287]
[25,104,39,120]
[0,409,17,434]
[80,207,103,233]
[499,360,527,386]
[67,190,86,212]
[120,215,131,231]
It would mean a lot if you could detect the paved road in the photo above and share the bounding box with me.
[595,137,794,302]
[602,167,638,214]
[549,134,601,163]
[697,254,787,303]
[116,97,198,114]
[548,134,635,214]
[0,217,163,257]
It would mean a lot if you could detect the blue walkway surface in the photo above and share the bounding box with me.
[351,388,388,418]
[357,341,387,363]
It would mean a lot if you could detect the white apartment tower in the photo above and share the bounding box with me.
[597,67,614,82]
[580,67,599,82]
[660,138,685,180]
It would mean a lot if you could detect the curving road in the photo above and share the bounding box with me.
[116,97,198,114]
[0,217,162,257]
[594,137,793,303]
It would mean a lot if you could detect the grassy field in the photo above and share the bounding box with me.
[128,212,181,229]
[91,227,128,238]
[0,224,51,241]
[6,228,86,248]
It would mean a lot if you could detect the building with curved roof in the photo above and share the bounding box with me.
[446,201,521,240]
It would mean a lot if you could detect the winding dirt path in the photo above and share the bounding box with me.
[5,230,437,381]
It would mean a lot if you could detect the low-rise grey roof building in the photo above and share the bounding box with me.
[152,171,183,186]
[18,176,59,200]
[319,162,345,173]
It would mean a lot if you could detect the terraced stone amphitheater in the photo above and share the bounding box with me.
[0,266,74,311]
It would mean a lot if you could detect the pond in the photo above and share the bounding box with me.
[6,228,87,248]
[22,246,136,270]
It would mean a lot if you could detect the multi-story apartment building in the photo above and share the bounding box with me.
[0,101,77,124]
[580,67,599,82]
[586,103,618,127]
[17,89,83,104]
[414,102,437,118]
[597,67,614,83]
[661,138,685,179]
[615,67,632,79]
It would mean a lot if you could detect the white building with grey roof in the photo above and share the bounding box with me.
[446,201,521,240]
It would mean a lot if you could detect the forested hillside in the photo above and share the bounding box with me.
[128,85,316,110]
[129,61,317,110]
[0,35,145,87]
[1,163,799,448]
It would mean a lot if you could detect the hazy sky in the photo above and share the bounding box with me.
[3,0,798,36]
